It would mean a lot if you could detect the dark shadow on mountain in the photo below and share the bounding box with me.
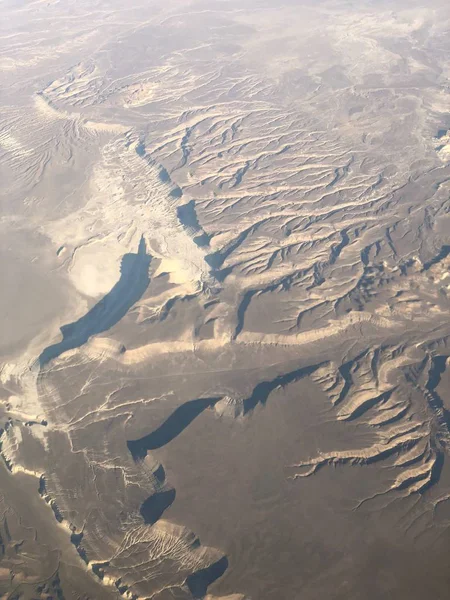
[38,237,151,368]
[127,397,220,461]
[420,450,444,494]
[234,290,256,339]
[423,245,450,270]
[186,556,229,599]
[140,488,176,525]
[427,356,447,392]
[177,200,201,232]
[243,363,322,414]
[194,233,211,248]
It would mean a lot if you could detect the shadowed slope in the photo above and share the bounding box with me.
[127,397,220,461]
[39,237,151,367]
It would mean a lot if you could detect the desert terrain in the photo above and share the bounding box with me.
[0,0,450,598]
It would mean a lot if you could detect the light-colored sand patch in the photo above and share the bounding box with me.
[84,120,129,134]
[153,257,199,287]
[238,311,397,346]
[437,141,450,161]
[68,239,124,297]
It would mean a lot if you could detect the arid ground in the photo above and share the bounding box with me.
[1,0,450,598]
